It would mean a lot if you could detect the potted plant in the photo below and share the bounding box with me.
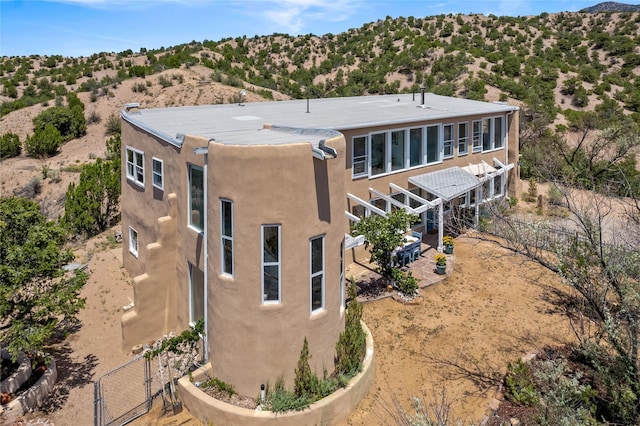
[443,235,455,254]
[435,253,447,275]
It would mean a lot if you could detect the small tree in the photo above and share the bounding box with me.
[335,278,366,377]
[25,123,63,157]
[350,209,418,281]
[32,105,86,142]
[0,196,87,358]
[63,157,121,238]
[294,337,317,399]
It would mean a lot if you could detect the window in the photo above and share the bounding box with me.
[310,236,324,313]
[129,226,138,257]
[189,263,205,325]
[152,158,163,190]
[472,120,482,152]
[482,178,491,201]
[391,130,405,171]
[409,127,423,167]
[391,192,405,212]
[494,116,504,149]
[426,125,439,164]
[458,122,468,155]
[340,240,345,311]
[126,147,144,186]
[443,124,454,158]
[188,165,204,232]
[220,199,233,276]
[352,205,366,219]
[262,225,280,304]
[493,173,504,198]
[352,136,368,178]
[370,132,386,176]
[482,118,491,151]
[371,198,388,213]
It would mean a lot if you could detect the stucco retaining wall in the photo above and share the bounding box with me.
[178,321,374,426]
[0,349,32,394]
[2,359,57,417]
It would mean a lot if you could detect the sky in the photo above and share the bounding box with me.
[0,0,613,57]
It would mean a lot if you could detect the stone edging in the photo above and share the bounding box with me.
[178,320,375,426]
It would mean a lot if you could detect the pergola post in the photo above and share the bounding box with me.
[438,201,444,252]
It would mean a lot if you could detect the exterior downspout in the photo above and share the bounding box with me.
[194,144,210,363]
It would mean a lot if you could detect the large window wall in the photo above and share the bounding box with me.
[351,115,507,179]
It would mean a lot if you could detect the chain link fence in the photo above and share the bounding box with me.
[93,355,151,426]
[94,336,203,426]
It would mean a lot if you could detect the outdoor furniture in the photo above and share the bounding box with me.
[411,241,421,261]
[393,235,419,266]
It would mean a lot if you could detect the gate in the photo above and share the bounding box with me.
[93,355,153,426]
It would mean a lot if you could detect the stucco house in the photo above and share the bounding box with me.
[119,92,519,397]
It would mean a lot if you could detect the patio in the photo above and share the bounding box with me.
[344,231,454,303]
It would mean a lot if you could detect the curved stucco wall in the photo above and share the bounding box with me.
[206,134,347,397]
[178,320,374,426]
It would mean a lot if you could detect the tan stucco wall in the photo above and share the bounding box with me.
[178,320,375,426]
[206,133,347,397]
[121,193,179,350]
[120,127,208,350]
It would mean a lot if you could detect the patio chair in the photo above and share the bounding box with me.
[411,241,421,261]
[397,247,412,267]
[411,231,423,242]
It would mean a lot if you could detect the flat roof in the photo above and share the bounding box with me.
[121,93,518,147]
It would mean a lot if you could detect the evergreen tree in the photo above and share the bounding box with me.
[0,196,87,358]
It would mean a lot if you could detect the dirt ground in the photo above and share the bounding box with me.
[12,232,575,426]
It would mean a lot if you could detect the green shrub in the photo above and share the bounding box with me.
[547,184,564,206]
[294,337,318,399]
[25,123,63,157]
[105,114,121,136]
[392,268,419,295]
[334,278,366,377]
[87,109,101,125]
[201,377,235,397]
[504,359,538,406]
[158,75,173,88]
[0,132,21,159]
[264,376,311,412]
[32,105,86,142]
[62,157,120,238]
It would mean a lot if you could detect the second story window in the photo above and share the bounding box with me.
[220,199,233,276]
[188,164,204,232]
[352,136,368,178]
[458,122,468,155]
[152,158,163,190]
[370,132,387,176]
[126,147,144,186]
[472,120,482,153]
[443,124,454,159]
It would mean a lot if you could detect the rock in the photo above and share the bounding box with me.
[510,418,520,426]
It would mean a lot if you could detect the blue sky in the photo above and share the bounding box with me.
[1,0,609,57]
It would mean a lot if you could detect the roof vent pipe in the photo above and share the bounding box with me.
[420,85,425,106]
